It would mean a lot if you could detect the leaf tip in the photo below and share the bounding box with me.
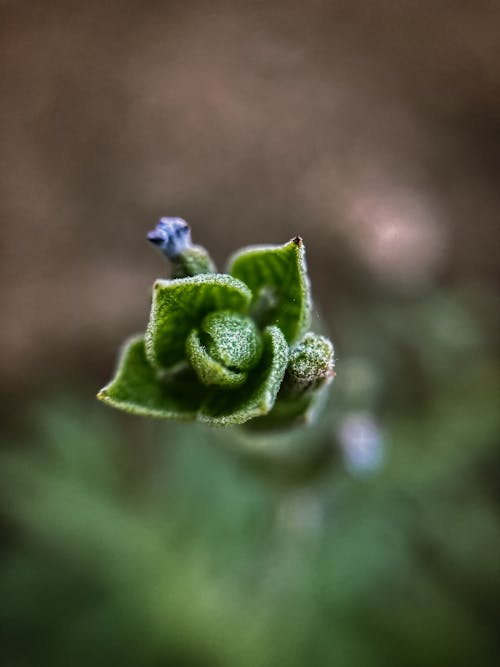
[291,235,303,246]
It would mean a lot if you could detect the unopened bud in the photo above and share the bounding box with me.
[147,217,192,259]
[282,332,335,397]
[147,217,216,277]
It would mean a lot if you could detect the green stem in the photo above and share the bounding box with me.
[170,246,217,278]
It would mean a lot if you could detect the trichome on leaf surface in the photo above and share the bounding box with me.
[97,218,335,429]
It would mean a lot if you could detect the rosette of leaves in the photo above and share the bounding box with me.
[98,219,334,428]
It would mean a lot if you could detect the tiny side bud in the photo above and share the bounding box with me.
[281,332,335,397]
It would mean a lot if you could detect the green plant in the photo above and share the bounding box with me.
[97,218,334,428]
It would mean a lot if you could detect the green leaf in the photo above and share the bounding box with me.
[97,335,206,419]
[186,329,247,388]
[227,237,311,345]
[145,274,252,370]
[198,326,289,425]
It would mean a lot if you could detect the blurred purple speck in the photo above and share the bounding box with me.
[337,412,385,475]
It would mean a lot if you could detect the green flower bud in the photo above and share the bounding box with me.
[184,312,263,390]
[186,328,247,388]
[282,333,335,397]
[98,226,335,429]
[201,311,263,372]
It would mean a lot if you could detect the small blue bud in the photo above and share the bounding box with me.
[147,217,192,259]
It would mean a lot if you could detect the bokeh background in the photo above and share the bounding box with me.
[1,1,499,665]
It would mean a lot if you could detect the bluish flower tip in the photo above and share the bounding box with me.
[147,217,192,259]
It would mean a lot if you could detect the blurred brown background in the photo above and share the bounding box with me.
[1,0,499,409]
[1,5,500,666]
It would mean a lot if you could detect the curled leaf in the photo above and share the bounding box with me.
[186,329,247,388]
[198,326,289,425]
[145,274,252,370]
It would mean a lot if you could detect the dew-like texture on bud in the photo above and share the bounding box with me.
[201,311,263,371]
[186,328,247,388]
[198,326,289,425]
[288,333,335,385]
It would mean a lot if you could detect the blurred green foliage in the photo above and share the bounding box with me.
[1,285,499,667]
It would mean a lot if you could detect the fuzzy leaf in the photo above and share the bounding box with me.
[145,274,252,370]
[97,335,206,419]
[198,326,288,425]
[186,329,247,388]
[227,238,311,345]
